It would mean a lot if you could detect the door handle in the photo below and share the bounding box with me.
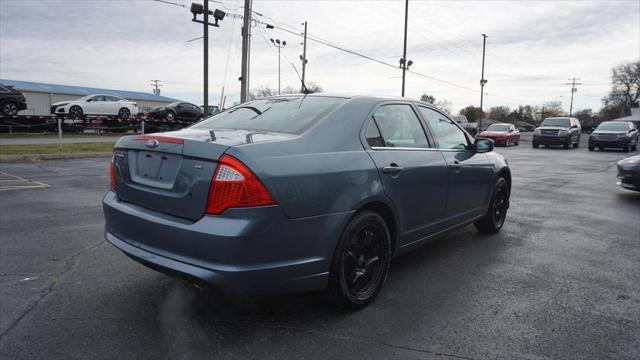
[450,160,462,172]
[382,164,403,174]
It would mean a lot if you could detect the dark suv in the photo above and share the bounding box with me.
[589,121,638,152]
[533,117,581,149]
[0,84,27,116]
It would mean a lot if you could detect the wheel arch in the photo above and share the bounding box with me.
[354,199,399,256]
[497,166,512,194]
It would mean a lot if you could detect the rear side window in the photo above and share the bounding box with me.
[365,120,385,147]
[370,104,429,148]
[192,97,346,134]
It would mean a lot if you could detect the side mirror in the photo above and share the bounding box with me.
[570,125,578,129]
[475,138,494,153]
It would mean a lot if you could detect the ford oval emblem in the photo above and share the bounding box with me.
[146,139,159,148]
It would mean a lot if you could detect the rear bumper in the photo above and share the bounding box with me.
[103,191,352,294]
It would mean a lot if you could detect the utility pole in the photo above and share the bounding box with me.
[270,38,286,94]
[150,80,162,95]
[240,0,252,103]
[190,2,225,115]
[537,106,545,124]
[400,0,409,97]
[478,33,488,132]
[566,77,582,116]
[300,21,308,93]
[203,0,209,114]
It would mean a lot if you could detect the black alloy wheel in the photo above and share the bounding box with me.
[2,102,18,116]
[474,177,509,233]
[165,111,176,121]
[328,211,390,309]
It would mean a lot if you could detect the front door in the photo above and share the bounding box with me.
[364,103,449,245]
[418,106,493,224]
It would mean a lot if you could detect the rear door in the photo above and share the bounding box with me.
[418,106,493,224]
[364,103,449,245]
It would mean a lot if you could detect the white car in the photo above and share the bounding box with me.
[51,94,139,120]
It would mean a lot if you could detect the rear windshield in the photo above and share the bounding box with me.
[487,124,509,132]
[541,118,570,127]
[596,122,629,131]
[192,97,346,134]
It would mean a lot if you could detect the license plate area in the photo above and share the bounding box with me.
[129,150,182,189]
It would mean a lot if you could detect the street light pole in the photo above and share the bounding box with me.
[401,0,409,97]
[270,38,286,95]
[203,0,209,115]
[478,33,488,132]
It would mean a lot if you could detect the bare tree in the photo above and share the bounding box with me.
[603,60,640,117]
[281,86,298,94]
[419,93,436,104]
[435,100,452,114]
[488,106,511,121]
[459,105,484,122]
[305,81,323,94]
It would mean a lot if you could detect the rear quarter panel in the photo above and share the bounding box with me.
[225,98,386,220]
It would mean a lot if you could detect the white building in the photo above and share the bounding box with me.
[0,79,180,116]
[613,106,640,129]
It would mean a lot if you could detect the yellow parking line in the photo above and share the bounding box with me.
[0,171,49,191]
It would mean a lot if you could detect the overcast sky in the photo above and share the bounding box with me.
[1,0,638,113]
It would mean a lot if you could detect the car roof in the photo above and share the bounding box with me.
[259,93,446,110]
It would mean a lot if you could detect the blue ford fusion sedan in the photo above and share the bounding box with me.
[103,95,511,308]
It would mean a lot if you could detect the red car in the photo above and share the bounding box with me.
[478,123,520,146]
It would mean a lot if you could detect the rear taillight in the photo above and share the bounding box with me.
[110,153,116,191]
[206,154,276,215]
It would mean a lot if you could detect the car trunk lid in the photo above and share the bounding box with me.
[112,129,293,221]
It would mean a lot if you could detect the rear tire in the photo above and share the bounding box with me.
[632,144,637,151]
[328,211,391,309]
[474,177,509,234]
[533,143,539,148]
[588,146,594,151]
[118,107,131,120]
[165,111,176,121]
[1,101,18,116]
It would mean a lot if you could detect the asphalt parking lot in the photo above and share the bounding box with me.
[0,144,638,359]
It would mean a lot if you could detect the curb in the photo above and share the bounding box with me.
[0,152,112,163]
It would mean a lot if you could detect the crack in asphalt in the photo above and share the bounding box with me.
[0,239,106,339]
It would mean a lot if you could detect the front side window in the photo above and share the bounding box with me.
[192,96,345,134]
[371,104,429,148]
[419,106,469,150]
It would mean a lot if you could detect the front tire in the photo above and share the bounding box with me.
[474,177,509,234]
[588,146,594,151]
[68,105,83,120]
[533,142,539,148]
[328,211,391,309]
[165,111,176,121]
